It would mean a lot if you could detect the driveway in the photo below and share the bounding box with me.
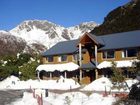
[0,90,23,105]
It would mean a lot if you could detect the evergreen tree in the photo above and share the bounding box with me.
[111,62,125,90]
[0,65,19,80]
[16,53,31,66]
[0,53,39,80]
[19,60,39,80]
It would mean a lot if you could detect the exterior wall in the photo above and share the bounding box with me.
[40,57,47,64]
[67,55,73,62]
[97,49,139,63]
[41,50,91,65]
[82,51,90,64]
[97,52,102,63]
[81,77,90,84]
[41,54,75,64]
[54,56,58,64]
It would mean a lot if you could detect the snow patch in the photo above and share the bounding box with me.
[81,77,112,91]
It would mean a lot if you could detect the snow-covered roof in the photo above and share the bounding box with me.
[36,62,79,72]
[97,60,136,69]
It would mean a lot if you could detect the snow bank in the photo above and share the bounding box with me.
[47,76,80,90]
[85,93,116,105]
[10,91,116,105]
[81,77,112,91]
[10,92,38,105]
[0,75,80,90]
[81,77,138,92]
[125,79,138,88]
[0,76,20,89]
[46,92,87,105]
[0,75,138,105]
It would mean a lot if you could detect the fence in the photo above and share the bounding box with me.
[30,86,43,105]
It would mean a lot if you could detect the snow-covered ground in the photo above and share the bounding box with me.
[11,91,116,105]
[0,76,80,90]
[0,75,138,105]
[81,76,113,91]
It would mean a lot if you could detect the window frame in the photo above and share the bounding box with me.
[61,55,67,61]
[59,55,67,62]
[122,49,137,58]
[47,56,54,62]
[102,50,115,59]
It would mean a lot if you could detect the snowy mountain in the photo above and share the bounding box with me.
[10,20,98,48]
[0,20,97,56]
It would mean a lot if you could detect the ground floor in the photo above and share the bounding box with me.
[38,69,98,84]
[36,60,137,84]
[39,70,79,81]
[37,67,137,84]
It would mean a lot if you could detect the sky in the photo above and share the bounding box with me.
[0,0,130,30]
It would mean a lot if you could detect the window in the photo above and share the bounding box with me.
[122,49,137,58]
[58,55,67,62]
[103,50,115,59]
[73,54,78,61]
[61,55,67,61]
[47,56,53,62]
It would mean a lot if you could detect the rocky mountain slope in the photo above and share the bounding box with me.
[0,20,97,56]
[10,20,97,48]
[0,31,26,56]
[91,0,140,35]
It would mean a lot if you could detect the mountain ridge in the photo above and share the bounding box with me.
[10,20,97,48]
[0,20,98,56]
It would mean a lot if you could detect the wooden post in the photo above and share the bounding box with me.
[50,72,52,79]
[95,45,98,66]
[37,71,40,80]
[33,89,35,98]
[95,45,98,79]
[95,69,98,79]
[79,43,82,82]
[64,71,67,78]
[40,93,43,105]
